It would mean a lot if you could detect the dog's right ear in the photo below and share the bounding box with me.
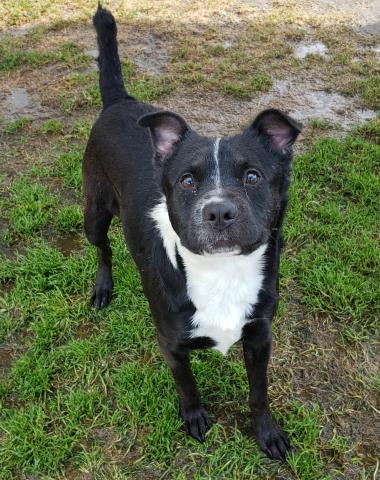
[138,111,188,162]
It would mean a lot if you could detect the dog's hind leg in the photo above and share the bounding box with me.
[84,195,114,309]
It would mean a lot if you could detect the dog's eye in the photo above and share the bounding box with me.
[180,174,196,190]
[245,170,261,186]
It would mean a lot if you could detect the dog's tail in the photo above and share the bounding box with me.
[93,4,133,108]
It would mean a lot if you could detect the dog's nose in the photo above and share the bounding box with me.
[202,201,238,230]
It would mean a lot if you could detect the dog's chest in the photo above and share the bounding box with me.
[178,245,267,354]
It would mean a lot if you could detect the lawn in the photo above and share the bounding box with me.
[0,1,379,479]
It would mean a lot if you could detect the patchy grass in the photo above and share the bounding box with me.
[39,118,64,135]
[342,75,380,110]
[0,38,90,71]
[2,117,31,134]
[58,61,174,114]
[223,73,272,98]
[0,1,379,479]
[308,118,333,130]
[0,121,378,479]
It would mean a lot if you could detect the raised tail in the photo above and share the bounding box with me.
[93,4,133,109]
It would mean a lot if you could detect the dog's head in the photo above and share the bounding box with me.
[138,109,301,256]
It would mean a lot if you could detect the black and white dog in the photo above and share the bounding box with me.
[83,5,301,461]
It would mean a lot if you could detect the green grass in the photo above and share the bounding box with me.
[2,117,31,134]
[53,147,83,191]
[0,39,90,71]
[6,177,56,236]
[284,131,380,330]
[39,119,64,135]
[0,122,378,479]
[341,75,380,110]
[56,205,83,232]
[0,2,379,477]
[223,73,272,98]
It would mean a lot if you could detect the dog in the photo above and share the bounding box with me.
[83,5,301,461]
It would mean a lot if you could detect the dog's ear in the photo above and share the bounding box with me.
[251,109,302,157]
[138,111,189,161]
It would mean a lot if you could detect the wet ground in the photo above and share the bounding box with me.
[1,0,379,130]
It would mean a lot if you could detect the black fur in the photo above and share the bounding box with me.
[93,5,134,108]
[83,5,301,461]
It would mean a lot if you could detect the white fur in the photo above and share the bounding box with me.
[213,138,221,187]
[150,198,267,355]
[150,199,179,268]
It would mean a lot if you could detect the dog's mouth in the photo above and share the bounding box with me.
[203,245,241,256]
[187,235,265,256]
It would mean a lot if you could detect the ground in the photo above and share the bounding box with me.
[0,1,379,479]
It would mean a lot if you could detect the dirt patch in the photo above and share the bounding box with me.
[46,24,173,76]
[0,25,33,39]
[294,41,328,59]
[54,232,83,256]
[0,331,25,379]
[372,44,380,58]
[0,345,14,377]
[261,80,376,128]
[160,78,376,138]
[123,33,172,75]
[1,87,55,122]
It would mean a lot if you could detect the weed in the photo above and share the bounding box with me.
[39,119,64,135]
[308,118,333,130]
[7,178,56,236]
[56,205,83,232]
[3,117,31,134]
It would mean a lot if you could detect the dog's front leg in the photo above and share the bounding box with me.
[159,340,211,442]
[243,319,290,461]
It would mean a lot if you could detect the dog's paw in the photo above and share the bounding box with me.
[181,406,211,443]
[91,283,112,309]
[253,411,291,462]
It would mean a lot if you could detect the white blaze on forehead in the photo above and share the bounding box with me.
[213,138,221,188]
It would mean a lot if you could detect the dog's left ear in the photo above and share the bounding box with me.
[251,109,302,157]
[138,111,189,162]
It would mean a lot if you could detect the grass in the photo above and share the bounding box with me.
[285,132,380,329]
[223,73,272,98]
[58,62,175,114]
[56,205,83,232]
[0,118,378,479]
[2,117,31,134]
[0,39,90,71]
[0,1,379,479]
[6,177,56,237]
[39,119,64,135]
[343,76,380,110]
[308,118,333,130]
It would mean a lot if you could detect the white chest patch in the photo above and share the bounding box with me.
[150,198,267,355]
